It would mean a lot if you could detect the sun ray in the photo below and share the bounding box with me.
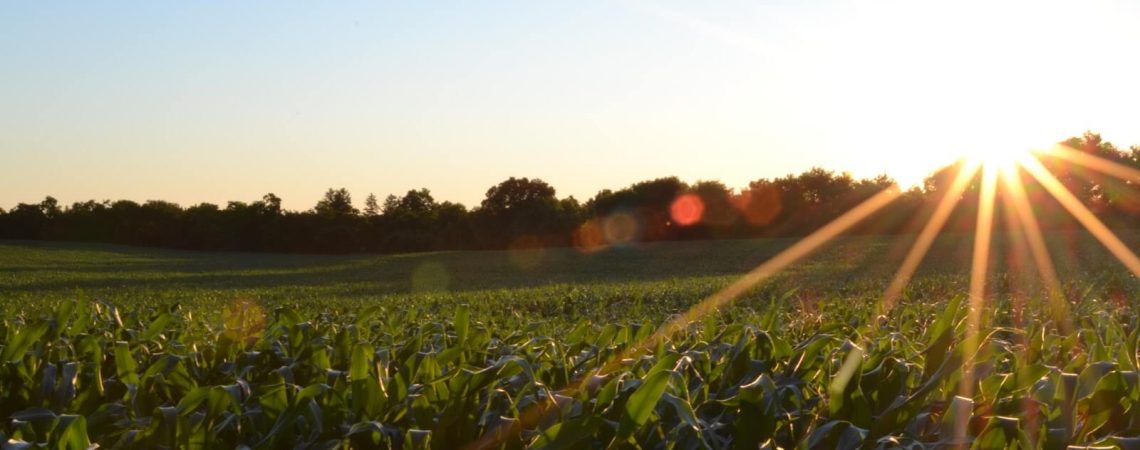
[998,164,1073,448]
[880,160,981,314]
[1021,155,1140,277]
[955,162,999,442]
[637,187,900,348]
[831,161,978,404]
[994,173,1043,445]
[1043,144,1140,182]
[997,179,1031,323]
[472,147,1140,449]
[1000,166,1074,335]
[969,164,999,324]
[464,186,901,449]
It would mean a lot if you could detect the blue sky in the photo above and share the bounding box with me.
[4,1,1139,210]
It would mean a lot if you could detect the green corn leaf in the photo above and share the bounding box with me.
[615,369,672,442]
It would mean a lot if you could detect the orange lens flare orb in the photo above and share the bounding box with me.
[572,220,606,253]
[670,194,704,226]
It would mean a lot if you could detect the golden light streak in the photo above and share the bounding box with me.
[1000,166,1073,335]
[833,162,977,408]
[473,146,1140,448]
[955,163,998,443]
[996,180,1031,323]
[1021,155,1140,278]
[465,186,901,450]
[639,187,900,347]
[970,165,999,320]
[1044,144,1140,182]
[880,160,980,313]
[998,166,1068,449]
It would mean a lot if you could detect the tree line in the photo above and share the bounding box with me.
[2,133,1138,254]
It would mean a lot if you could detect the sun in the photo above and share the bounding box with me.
[951,127,1060,176]
[962,144,1036,173]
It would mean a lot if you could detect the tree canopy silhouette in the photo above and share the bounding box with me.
[3,133,1138,254]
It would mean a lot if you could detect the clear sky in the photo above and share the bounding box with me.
[3,0,1139,210]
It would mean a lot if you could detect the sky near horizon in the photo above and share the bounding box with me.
[3,1,1140,211]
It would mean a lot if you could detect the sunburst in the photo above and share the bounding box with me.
[468,142,1140,449]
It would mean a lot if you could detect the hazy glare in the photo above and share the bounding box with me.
[4,0,1139,210]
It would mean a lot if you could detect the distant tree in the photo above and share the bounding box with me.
[434,201,471,249]
[363,193,380,217]
[381,189,437,222]
[481,178,556,213]
[1129,145,1140,166]
[136,200,184,247]
[310,188,361,253]
[382,194,400,213]
[923,160,973,195]
[738,178,782,227]
[691,180,735,227]
[68,199,109,214]
[588,177,688,217]
[475,177,571,247]
[184,203,224,249]
[858,174,895,190]
[1,202,49,239]
[586,177,689,241]
[40,196,61,219]
[5,132,1140,253]
[260,193,282,216]
[396,189,435,215]
[377,189,441,252]
[314,188,357,217]
[1055,132,1130,211]
[559,196,583,222]
[795,168,853,205]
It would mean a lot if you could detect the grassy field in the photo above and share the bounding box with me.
[2,232,1140,449]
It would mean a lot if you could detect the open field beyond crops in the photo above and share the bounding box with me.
[2,232,1140,449]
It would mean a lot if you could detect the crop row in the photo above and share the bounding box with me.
[1,290,1139,449]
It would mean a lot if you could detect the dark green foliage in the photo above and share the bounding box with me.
[5,233,1140,447]
[0,170,909,253]
[4,279,1140,448]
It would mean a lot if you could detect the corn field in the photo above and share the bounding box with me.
[2,288,1140,449]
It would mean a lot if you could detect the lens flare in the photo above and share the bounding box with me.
[572,220,606,253]
[472,138,1140,448]
[733,185,781,225]
[669,194,704,226]
[602,212,640,245]
[466,186,900,450]
[507,235,545,270]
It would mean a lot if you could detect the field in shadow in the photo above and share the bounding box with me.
[1,230,1132,303]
